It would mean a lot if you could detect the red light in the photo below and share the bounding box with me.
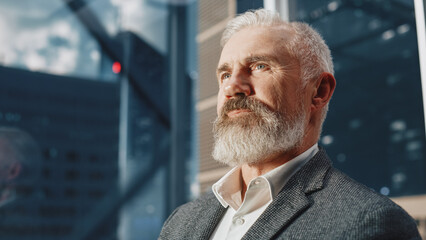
[112,62,121,74]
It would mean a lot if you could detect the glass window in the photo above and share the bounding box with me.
[0,0,197,239]
[290,0,426,197]
[0,0,115,81]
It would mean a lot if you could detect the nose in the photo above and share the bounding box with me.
[222,70,253,98]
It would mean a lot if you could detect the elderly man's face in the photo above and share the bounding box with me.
[0,139,20,182]
[216,26,307,121]
[213,26,309,166]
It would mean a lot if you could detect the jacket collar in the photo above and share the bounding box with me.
[189,192,227,239]
[241,148,332,240]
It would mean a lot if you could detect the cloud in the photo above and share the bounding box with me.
[24,51,47,71]
[0,2,89,77]
[120,0,168,53]
[50,47,78,74]
[0,14,18,65]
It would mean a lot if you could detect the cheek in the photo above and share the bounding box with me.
[216,92,225,115]
[253,89,282,113]
[266,82,287,112]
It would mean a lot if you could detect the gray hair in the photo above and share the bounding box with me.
[221,9,334,124]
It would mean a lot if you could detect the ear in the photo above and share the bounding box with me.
[311,72,336,111]
[7,162,22,180]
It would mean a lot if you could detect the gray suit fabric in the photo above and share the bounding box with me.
[159,149,421,239]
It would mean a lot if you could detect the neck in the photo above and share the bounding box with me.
[238,121,321,200]
[239,147,301,200]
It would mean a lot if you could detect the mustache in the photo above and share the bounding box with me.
[220,96,271,117]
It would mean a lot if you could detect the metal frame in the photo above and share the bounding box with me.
[264,0,290,21]
[414,0,426,136]
[167,3,194,214]
[62,0,196,239]
[64,0,170,127]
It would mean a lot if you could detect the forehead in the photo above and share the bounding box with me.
[218,26,295,65]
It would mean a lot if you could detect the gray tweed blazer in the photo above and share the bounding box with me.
[159,149,421,239]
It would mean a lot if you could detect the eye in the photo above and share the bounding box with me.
[221,73,231,81]
[253,64,267,71]
[256,64,265,70]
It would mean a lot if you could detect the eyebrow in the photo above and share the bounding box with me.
[245,55,277,64]
[216,55,279,75]
[216,63,231,76]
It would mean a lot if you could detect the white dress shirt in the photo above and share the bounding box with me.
[210,144,319,240]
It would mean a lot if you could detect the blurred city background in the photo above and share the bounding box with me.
[0,0,425,239]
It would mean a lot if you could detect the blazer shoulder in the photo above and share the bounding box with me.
[164,191,218,223]
[176,191,218,212]
[321,168,420,238]
[159,192,225,240]
[324,167,396,207]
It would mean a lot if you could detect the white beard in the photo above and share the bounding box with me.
[212,97,306,166]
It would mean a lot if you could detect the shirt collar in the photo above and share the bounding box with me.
[262,143,319,198]
[212,144,319,209]
[212,166,242,209]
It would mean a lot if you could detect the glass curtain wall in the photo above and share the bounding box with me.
[0,0,197,239]
[288,0,426,197]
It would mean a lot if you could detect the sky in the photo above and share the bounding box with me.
[0,0,169,80]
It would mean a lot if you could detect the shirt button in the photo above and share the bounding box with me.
[254,179,261,185]
[235,218,245,225]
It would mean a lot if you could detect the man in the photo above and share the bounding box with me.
[160,9,421,239]
[0,127,41,206]
[0,127,42,238]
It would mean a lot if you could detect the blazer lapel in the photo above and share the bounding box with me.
[242,149,332,240]
[190,193,227,239]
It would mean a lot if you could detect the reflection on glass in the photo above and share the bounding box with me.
[0,127,42,239]
[0,0,108,80]
[291,0,426,197]
[0,0,195,239]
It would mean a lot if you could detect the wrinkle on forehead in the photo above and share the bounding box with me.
[218,26,299,73]
[223,23,296,46]
[221,25,296,56]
